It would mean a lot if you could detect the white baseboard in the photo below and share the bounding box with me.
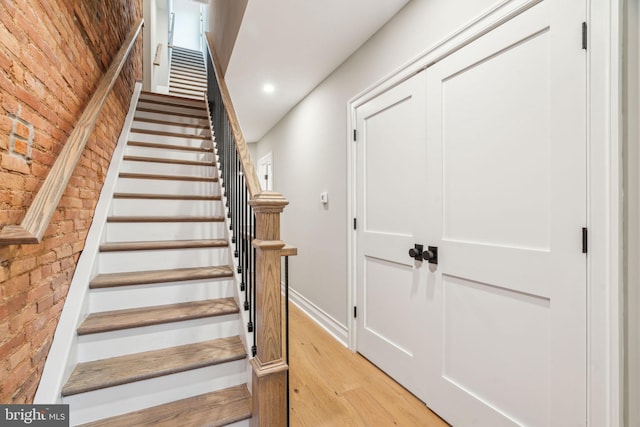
[34,83,143,403]
[285,286,348,348]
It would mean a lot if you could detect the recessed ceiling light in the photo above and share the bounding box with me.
[263,84,275,94]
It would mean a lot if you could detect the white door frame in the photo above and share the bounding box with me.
[624,1,639,425]
[346,0,622,425]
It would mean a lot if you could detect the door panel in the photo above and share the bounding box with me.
[424,1,586,426]
[355,72,428,400]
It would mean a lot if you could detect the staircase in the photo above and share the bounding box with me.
[60,91,251,426]
[169,46,207,100]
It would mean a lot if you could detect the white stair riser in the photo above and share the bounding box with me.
[77,314,241,362]
[63,360,247,426]
[125,145,215,163]
[111,198,224,217]
[106,221,227,242]
[134,111,208,127]
[136,101,207,117]
[131,120,209,136]
[89,278,236,312]
[138,94,204,109]
[99,247,229,274]
[116,177,220,196]
[226,420,251,427]
[121,160,215,177]
[128,131,211,149]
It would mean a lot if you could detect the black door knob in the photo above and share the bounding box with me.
[408,244,438,265]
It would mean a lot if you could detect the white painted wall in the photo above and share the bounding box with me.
[173,0,203,51]
[625,1,639,425]
[142,0,157,91]
[254,0,500,331]
[152,2,170,93]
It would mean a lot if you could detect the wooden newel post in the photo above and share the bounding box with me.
[249,191,289,427]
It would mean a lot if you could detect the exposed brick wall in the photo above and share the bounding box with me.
[0,0,143,403]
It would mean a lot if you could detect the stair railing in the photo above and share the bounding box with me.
[205,32,290,427]
[0,18,143,246]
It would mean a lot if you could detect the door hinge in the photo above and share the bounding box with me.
[353,218,357,230]
[582,22,588,50]
[353,306,357,318]
[582,227,588,254]
[353,129,357,141]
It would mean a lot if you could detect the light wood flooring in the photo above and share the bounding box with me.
[288,304,449,426]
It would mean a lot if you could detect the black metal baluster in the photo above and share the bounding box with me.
[251,213,257,357]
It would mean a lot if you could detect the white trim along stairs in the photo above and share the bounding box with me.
[36,86,252,426]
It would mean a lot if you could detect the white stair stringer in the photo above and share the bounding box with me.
[37,88,252,426]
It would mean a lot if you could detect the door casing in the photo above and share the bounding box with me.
[346,0,623,425]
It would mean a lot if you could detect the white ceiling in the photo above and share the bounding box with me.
[224,0,411,143]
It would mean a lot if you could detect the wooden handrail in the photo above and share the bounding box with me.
[205,32,262,199]
[0,18,143,246]
[153,43,162,66]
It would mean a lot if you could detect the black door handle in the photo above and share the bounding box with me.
[408,244,438,265]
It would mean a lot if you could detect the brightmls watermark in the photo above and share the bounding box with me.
[0,405,69,426]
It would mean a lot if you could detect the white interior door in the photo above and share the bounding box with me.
[423,1,587,426]
[355,72,429,400]
[258,153,273,191]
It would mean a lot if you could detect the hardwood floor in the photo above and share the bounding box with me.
[288,304,449,426]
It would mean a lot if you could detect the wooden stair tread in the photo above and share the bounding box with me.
[100,238,228,252]
[170,81,208,90]
[90,265,234,289]
[113,193,221,201]
[123,155,213,167]
[127,140,213,152]
[139,91,204,103]
[119,172,218,182]
[106,215,224,223]
[79,384,251,427]
[133,117,208,129]
[137,98,206,111]
[169,88,205,97]
[61,336,246,396]
[130,128,208,139]
[77,297,239,335]
[135,107,208,120]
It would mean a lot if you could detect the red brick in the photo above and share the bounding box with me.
[9,256,36,276]
[36,294,53,314]
[1,153,30,174]
[0,171,24,190]
[3,272,29,300]
[0,333,26,361]
[14,120,30,140]
[8,343,31,370]
[1,359,30,400]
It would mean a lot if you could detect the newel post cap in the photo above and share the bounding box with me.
[248,191,289,213]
